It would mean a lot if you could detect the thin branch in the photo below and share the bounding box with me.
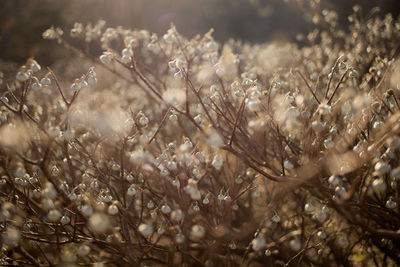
[297,70,321,104]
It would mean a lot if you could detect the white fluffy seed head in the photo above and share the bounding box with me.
[335,186,346,197]
[317,230,327,239]
[138,223,153,237]
[328,175,340,186]
[2,227,21,247]
[16,71,29,82]
[315,210,327,222]
[77,244,91,257]
[290,239,301,251]
[175,233,185,244]
[126,173,134,182]
[284,160,294,170]
[81,204,94,217]
[100,53,112,64]
[107,204,119,215]
[251,235,266,251]
[161,204,171,214]
[271,214,280,223]
[190,189,201,200]
[40,77,51,85]
[139,116,149,126]
[386,199,397,209]
[304,202,314,212]
[42,182,57,199]
[212,154,223,169]
[337,236,349,248]
[127,185,137,196]
[89,213,110,233]
[47,209,61,222]
[171,209,184,221]
[191,224,206,239]
[60,215,71,225]
[372,178,387,194]
[375,161,390,174]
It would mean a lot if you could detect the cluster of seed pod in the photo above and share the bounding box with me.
[1,5,400,267]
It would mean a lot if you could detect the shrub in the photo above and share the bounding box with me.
[1,4,400,266]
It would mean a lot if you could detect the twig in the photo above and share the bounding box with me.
[297,70,321,104]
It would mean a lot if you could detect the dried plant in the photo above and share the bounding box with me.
[1,3,400,266]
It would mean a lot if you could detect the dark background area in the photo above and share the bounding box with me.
[0,0,399,65]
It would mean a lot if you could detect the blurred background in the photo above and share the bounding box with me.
[0,0,399,66]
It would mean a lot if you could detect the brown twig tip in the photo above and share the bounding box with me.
[47,67,70,106]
